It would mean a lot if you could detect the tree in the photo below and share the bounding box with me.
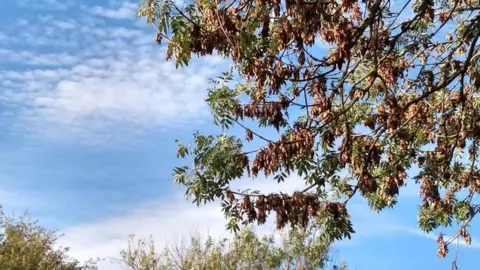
[118,224,347,270]
[0,208,97,270]
[137,0,480,258]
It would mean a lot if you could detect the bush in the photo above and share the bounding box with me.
[0,207,97,270]
[118,223,347,270]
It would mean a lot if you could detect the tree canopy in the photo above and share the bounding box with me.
[138,0,480,258]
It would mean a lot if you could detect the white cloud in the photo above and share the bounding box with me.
[31,54,216,124]
[1,51,223,145]
[52,19,77,30]
[87,2,138,20]
[0,5,227,145]
[0,49,80,66]
[16,18,29,26]
[16,0,73,10]
[56,175,310,269]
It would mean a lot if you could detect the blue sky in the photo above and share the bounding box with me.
[0,0,478,269]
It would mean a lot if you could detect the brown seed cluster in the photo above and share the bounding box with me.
[232,101,289,131]
[227,190,346,230]
[251,129,314,177]
[436,234,448,258]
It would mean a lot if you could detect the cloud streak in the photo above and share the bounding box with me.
[86,2,138,20]
[406,228,480,249]
[16,0,74,10]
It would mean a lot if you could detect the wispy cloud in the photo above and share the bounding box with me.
[86,2,138,20]
[0,49,80,66]
[406,228,480,249]
[16,0,74,10]
[0,1,227,145]
[51,19,77,30]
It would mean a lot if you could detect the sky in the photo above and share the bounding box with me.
[0,0,479,269]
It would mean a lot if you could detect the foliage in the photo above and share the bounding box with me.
[0,208,97,270]
[118,224,347,270]
[138,0,480,258]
